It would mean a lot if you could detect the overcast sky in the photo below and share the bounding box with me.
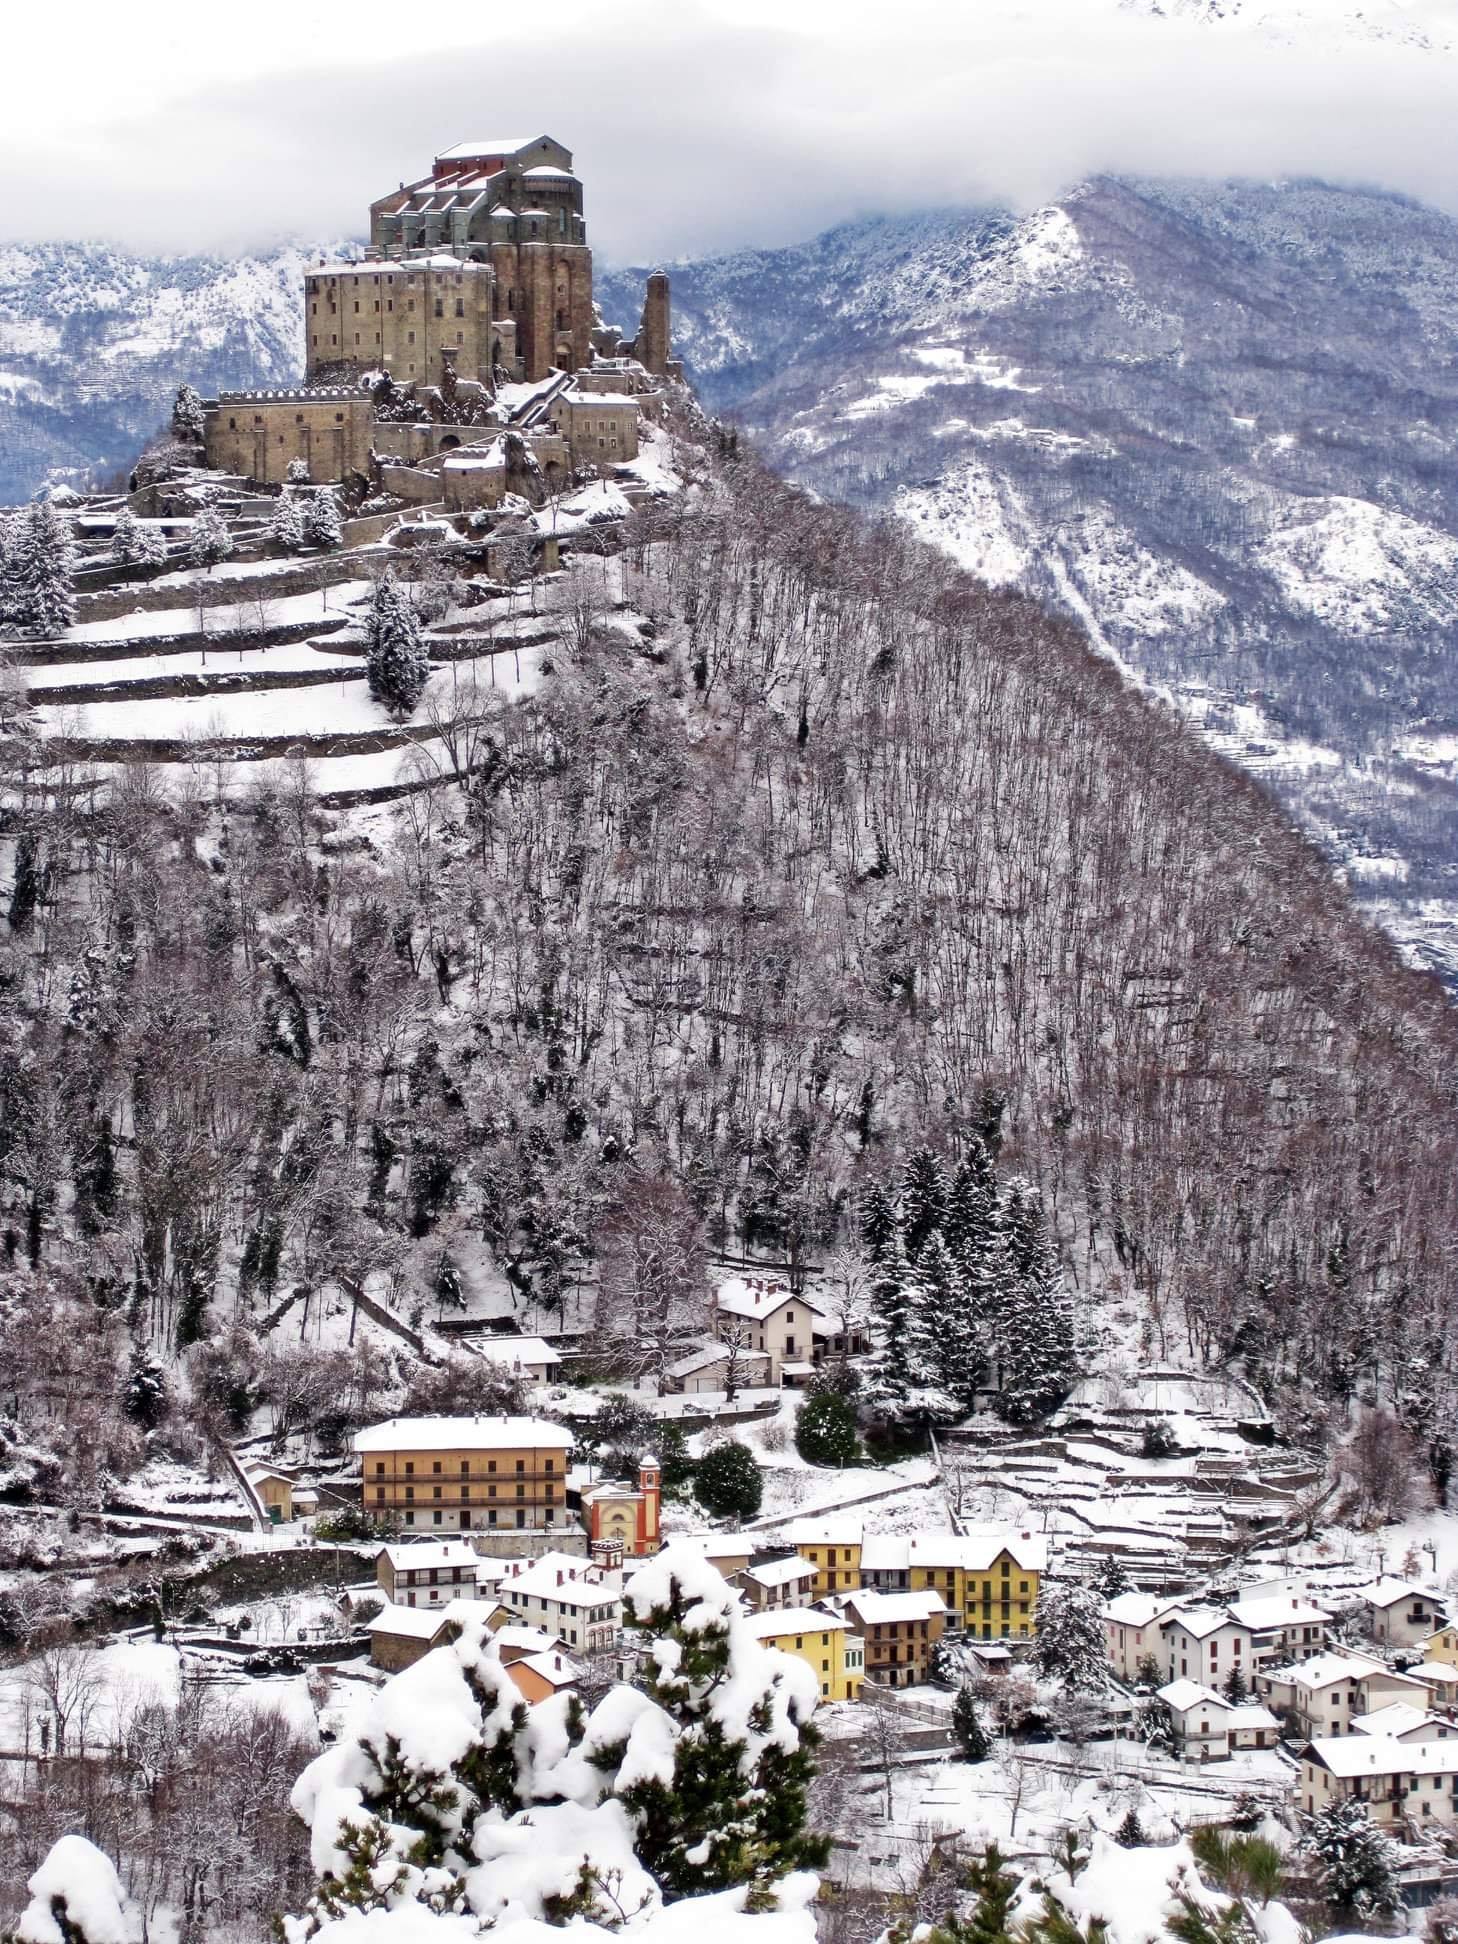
[4,0,1456,261]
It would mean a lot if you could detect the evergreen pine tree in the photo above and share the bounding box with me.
[920,1228,983,1410]
[693,1439,762,1519]
[901,1146,950,1261]
[1096,1555,1132,1600]
[1115,1806,1146,1847]
[859,1180,898,1263]
[944,1139,997,1269]
[113,505,166,568]
[618,1550,829,1900]
[269,492,305,553]
[997,1181,1075,1423]
[171,383,206,443]
[1302,1797,1400,1914]
[4,499,77,637]
[1034,1582,1107,1694]
[366,575,430,717]
[931,1844,1020,1944]
[16,1835,134,1944]
[189,505,234,569]
[302,490,342,550]
[1225,1666,1248,1704]
[795,1389,860,1467]
[952,1682,990,1761]
[286,455,312,484]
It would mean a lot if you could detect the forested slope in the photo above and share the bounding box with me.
[4,424,1456,1459]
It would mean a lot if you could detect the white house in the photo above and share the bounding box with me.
[1258,1650,1431,1739]
[714,1279,815,1384]
[1407,1660,1458,1711]
[497,1549,623,1653]
[1300,1732,1458,1828]
[1223,1595,1330,1669]
[1156,1680,1280,1761]
[1352,1702,1455,1743]
[1159,1608,1253,1689]
[667,1342,772,1395]
[478,1336,562,1385]
[732,1553,821,1613]
[1355,1577,1445,1647]
[1103,1593,1185,1682]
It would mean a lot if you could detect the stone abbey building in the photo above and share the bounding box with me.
[205,135,673,495]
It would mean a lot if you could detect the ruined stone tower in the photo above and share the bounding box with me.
[636,272,671,377]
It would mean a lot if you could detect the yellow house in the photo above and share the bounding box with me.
[860,1529,1047,1641]
[354,1415,575,1534]
[244,1460,297,1524]
[785,1516,864,1598]
[1423,1623,1458,1669]
[746,1608,862,1703]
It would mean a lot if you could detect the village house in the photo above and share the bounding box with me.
[786,1517,864,1598]
[712,1278,869,1387]
[477,1335,562,1384]
[376,1538,483,1608]
[355,1414,575,1533]
[1155,1680,1280,1761]
[1103,1593,1185,1682]
[1352,1702,1455,1742]
[1354,1577,1444,1646]
[839,1589,945,1688]
[746,1609,863,1703]
[1408,1660,1458,1711]
[497,1550,623,1652]
[505,1648,582,1704]
[1423,1620,1458,1668]
[1258,1650,1431,1739]
[243,1459,301,1524]
[1223,1595,1331,1670]
[1300,1732,1458,1828]
[730,1554,820,1613]
[366,1601,470,1673]
[680,1532,763,1579]
[858,1530,1046,1642]
[667,1343,773,1395]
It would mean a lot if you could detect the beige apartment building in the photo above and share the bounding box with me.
[354,1414,575,1533]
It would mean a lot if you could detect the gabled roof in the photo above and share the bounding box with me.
[366,1600,470,1641]
[1103,1593,1183,1628]
[746,1608,850,1639]
[1352,1701,1441,1738]
[1305,1733,1458,1780]
[1161,1606,1239,1641]
[436,138,549,161]
[508,1648,583,1693]
[911,1531,1049,1573]
[1158,1680,1228,1714]
[498,1551,620,1606]
[477,1333,561,1366]
[844,1589,945,1624]
[786,1516,863,1547]
[377,1540,480,1572]
[1358,1575,1435,1610]
[715,1277,798,1321]
[355,1415,574,1453]
[1225,1596,1331,1632]
[1263,1649,1395,1690]
[742,1555,818,1589]
[1225,1703,1280,1731]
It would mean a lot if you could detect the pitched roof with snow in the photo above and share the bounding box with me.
[377,1539,480,1572]
[1158,1680,1229,1714]
[498,1552,621,1607]
[1264,1649,1394,1689]
[1352,1701,1439,1737]
[746,1608,851,1639]
[715,1277,797,1321]
[1305,1734,1458,1780]
[436,138,546,161]
[1224,1703,1280,1731]
[1161,1607,1240,1641]
[785,1516,864,1547]
[1103,1593,1183,1628]
[508,1649,583,1692]
[910,1531,1049,1573]
[845,1589,946,1624]
[366,1599,471,1640]
[1407,1659,1458,1687]
[1225,1596,1331,1631]
[742,1555,818,1589]
[1358,1575,1436,1610]
[355,1415,574,1454]
[476,1333,561,1366]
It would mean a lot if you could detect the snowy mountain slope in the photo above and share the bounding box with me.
[1125,0,1455,50]
[0,242,334,500]
[597,176,1458,983]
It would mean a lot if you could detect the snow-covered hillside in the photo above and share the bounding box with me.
[598,177,1458,984]
[0,241,335,501]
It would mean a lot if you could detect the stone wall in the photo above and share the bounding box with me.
[306,262,497,389]
[205,392,374,487]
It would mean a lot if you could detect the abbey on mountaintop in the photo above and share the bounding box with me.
[200,135,676,498]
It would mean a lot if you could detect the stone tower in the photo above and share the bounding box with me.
[636,271,671,376]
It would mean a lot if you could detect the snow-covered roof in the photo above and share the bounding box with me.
[1358,1575,1435,1609]
[1305,1734,1458,1780]
[845,1589,945,1623]
[1407,1659,1458,1687]
[1352,1701,1439,1737]
[668,1342,769,1378]
[1161,1606,1239,1641]
[561,388,639,408]
[443,443,508,472]
[1103,1593,1182,1628]
[355,1415,574,1453]
[507,1648,583,1692]
[523,166,575,179]
[378,1539,480,1572]
[742,1555,818,1589]
[499,1551,620,1607]
[746,1607,850,1639]
[366,1599,470,1640]
[1158,1680,1228,1714]
[492,1623,562,1656]
[715,1278,797,1321]
[437,138,544,160]
[678,1531,762,1561]
[911,1530,1049,1573]
[1265,1649,1396,1689]
[1225,1703,1279,1731]
[1226,1596,1331,1631]
[476,1332,561,1365]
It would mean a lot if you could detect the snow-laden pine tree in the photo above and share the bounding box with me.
[282,1551,825,1943]
[943,1139,997,1270]
[15,1833,133,1944]
[1034,1581,1107,1694]
[863,1235,955,1424]
[996,1181,1075,1423]
[112,505,166,568]
[900,1146,950,1261]
[303,491,343,550]
[858,1181,898,1264]
[189,505,233,569]
[3,498,77,636]
[1301,1797,1400,1915]
[269,492,305,553]
[171,383,206,444]
[366,576,431,718]
[917,1229,983,1410]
